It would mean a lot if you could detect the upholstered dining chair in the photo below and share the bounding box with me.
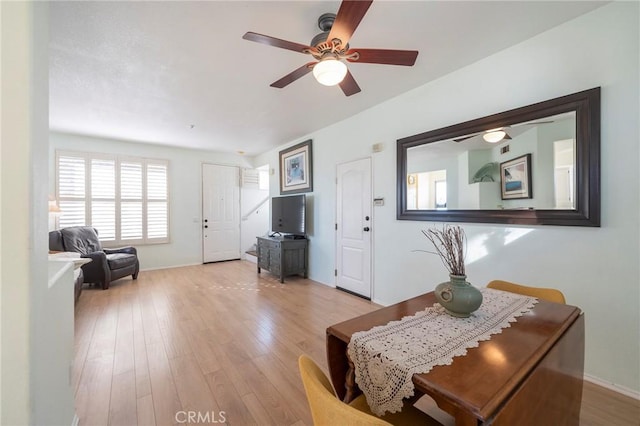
[298,355,441,426]
[487,280,566,304]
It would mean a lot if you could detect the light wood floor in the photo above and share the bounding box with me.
[73,261,640,426]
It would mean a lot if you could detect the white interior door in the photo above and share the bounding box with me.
[336,158,372,298]
[202,164,240,263]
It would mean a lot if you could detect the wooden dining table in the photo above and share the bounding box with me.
[326,291,585,426]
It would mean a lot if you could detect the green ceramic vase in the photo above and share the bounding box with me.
[434,274,483,318]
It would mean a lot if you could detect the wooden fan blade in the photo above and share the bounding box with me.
[347,48,418,66]
[270,62,316,88]
[453,134,478,143]
[339,70,361,97]
[327,0,373,48]
[512,120,555,128]
[243,32,313,54]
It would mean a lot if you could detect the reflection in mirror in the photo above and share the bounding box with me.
[396,87,600,226]
[406,112,576,211]
[407,169,447,209]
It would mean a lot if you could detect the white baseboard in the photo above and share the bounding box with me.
[139,262,202,272]
[141,259,259,272]
[584,374,640,400]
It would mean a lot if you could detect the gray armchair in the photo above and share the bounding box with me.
[49,226,139,290]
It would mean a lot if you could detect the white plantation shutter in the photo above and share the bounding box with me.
[91,158,116,241]
[58,155,86,228]
[56,151,169,245]
[120,161,143,241]
[147,162,168,239]
[121,162,143,199]
[121,202,143,240]
[58,200,86,229]
[147,202,167,239]
[91,201,116,240]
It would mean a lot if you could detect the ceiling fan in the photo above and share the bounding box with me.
[242,0,418,96]
[453,120,555,144]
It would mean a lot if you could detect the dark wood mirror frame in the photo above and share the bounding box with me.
[396,87,600,226]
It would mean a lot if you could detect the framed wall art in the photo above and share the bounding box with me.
[500,153,532,200]
[279,139,313,194]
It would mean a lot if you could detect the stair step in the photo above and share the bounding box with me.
[244,250,257,264]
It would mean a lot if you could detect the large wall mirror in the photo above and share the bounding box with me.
[397,87,600,226]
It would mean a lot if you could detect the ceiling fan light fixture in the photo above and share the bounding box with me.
[312,58,347,86]
[483,129,507,143]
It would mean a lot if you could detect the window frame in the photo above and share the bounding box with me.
[55,150,170,246]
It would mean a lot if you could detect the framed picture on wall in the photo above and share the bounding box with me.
[500,153,533,200]
[279,139,313,194]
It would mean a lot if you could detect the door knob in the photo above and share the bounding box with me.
[363,227,370,232]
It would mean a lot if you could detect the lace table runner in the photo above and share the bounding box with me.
[347,288,538,416]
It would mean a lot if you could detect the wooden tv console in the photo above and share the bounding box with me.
[256,236,308,283]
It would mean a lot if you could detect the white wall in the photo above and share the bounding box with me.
[1,3,32,422]
[39,262,75,426]
[49,133,253,270]
[256,3,640,393]
[31,5,78,425]
[1,2,63,423]
[1,4,5,420]
[240,185,269,257]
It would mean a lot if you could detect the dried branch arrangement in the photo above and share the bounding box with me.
[421,225,466,276]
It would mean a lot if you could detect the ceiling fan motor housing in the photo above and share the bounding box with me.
[317,13,335,31]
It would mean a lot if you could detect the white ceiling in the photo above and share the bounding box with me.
[49,1,604,156]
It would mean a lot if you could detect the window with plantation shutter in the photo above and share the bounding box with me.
[56,151,169,246]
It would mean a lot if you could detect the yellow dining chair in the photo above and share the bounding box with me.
[298,355,441,426]
[487,280,566,304]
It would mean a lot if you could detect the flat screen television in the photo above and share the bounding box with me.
[271,194,306,237]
